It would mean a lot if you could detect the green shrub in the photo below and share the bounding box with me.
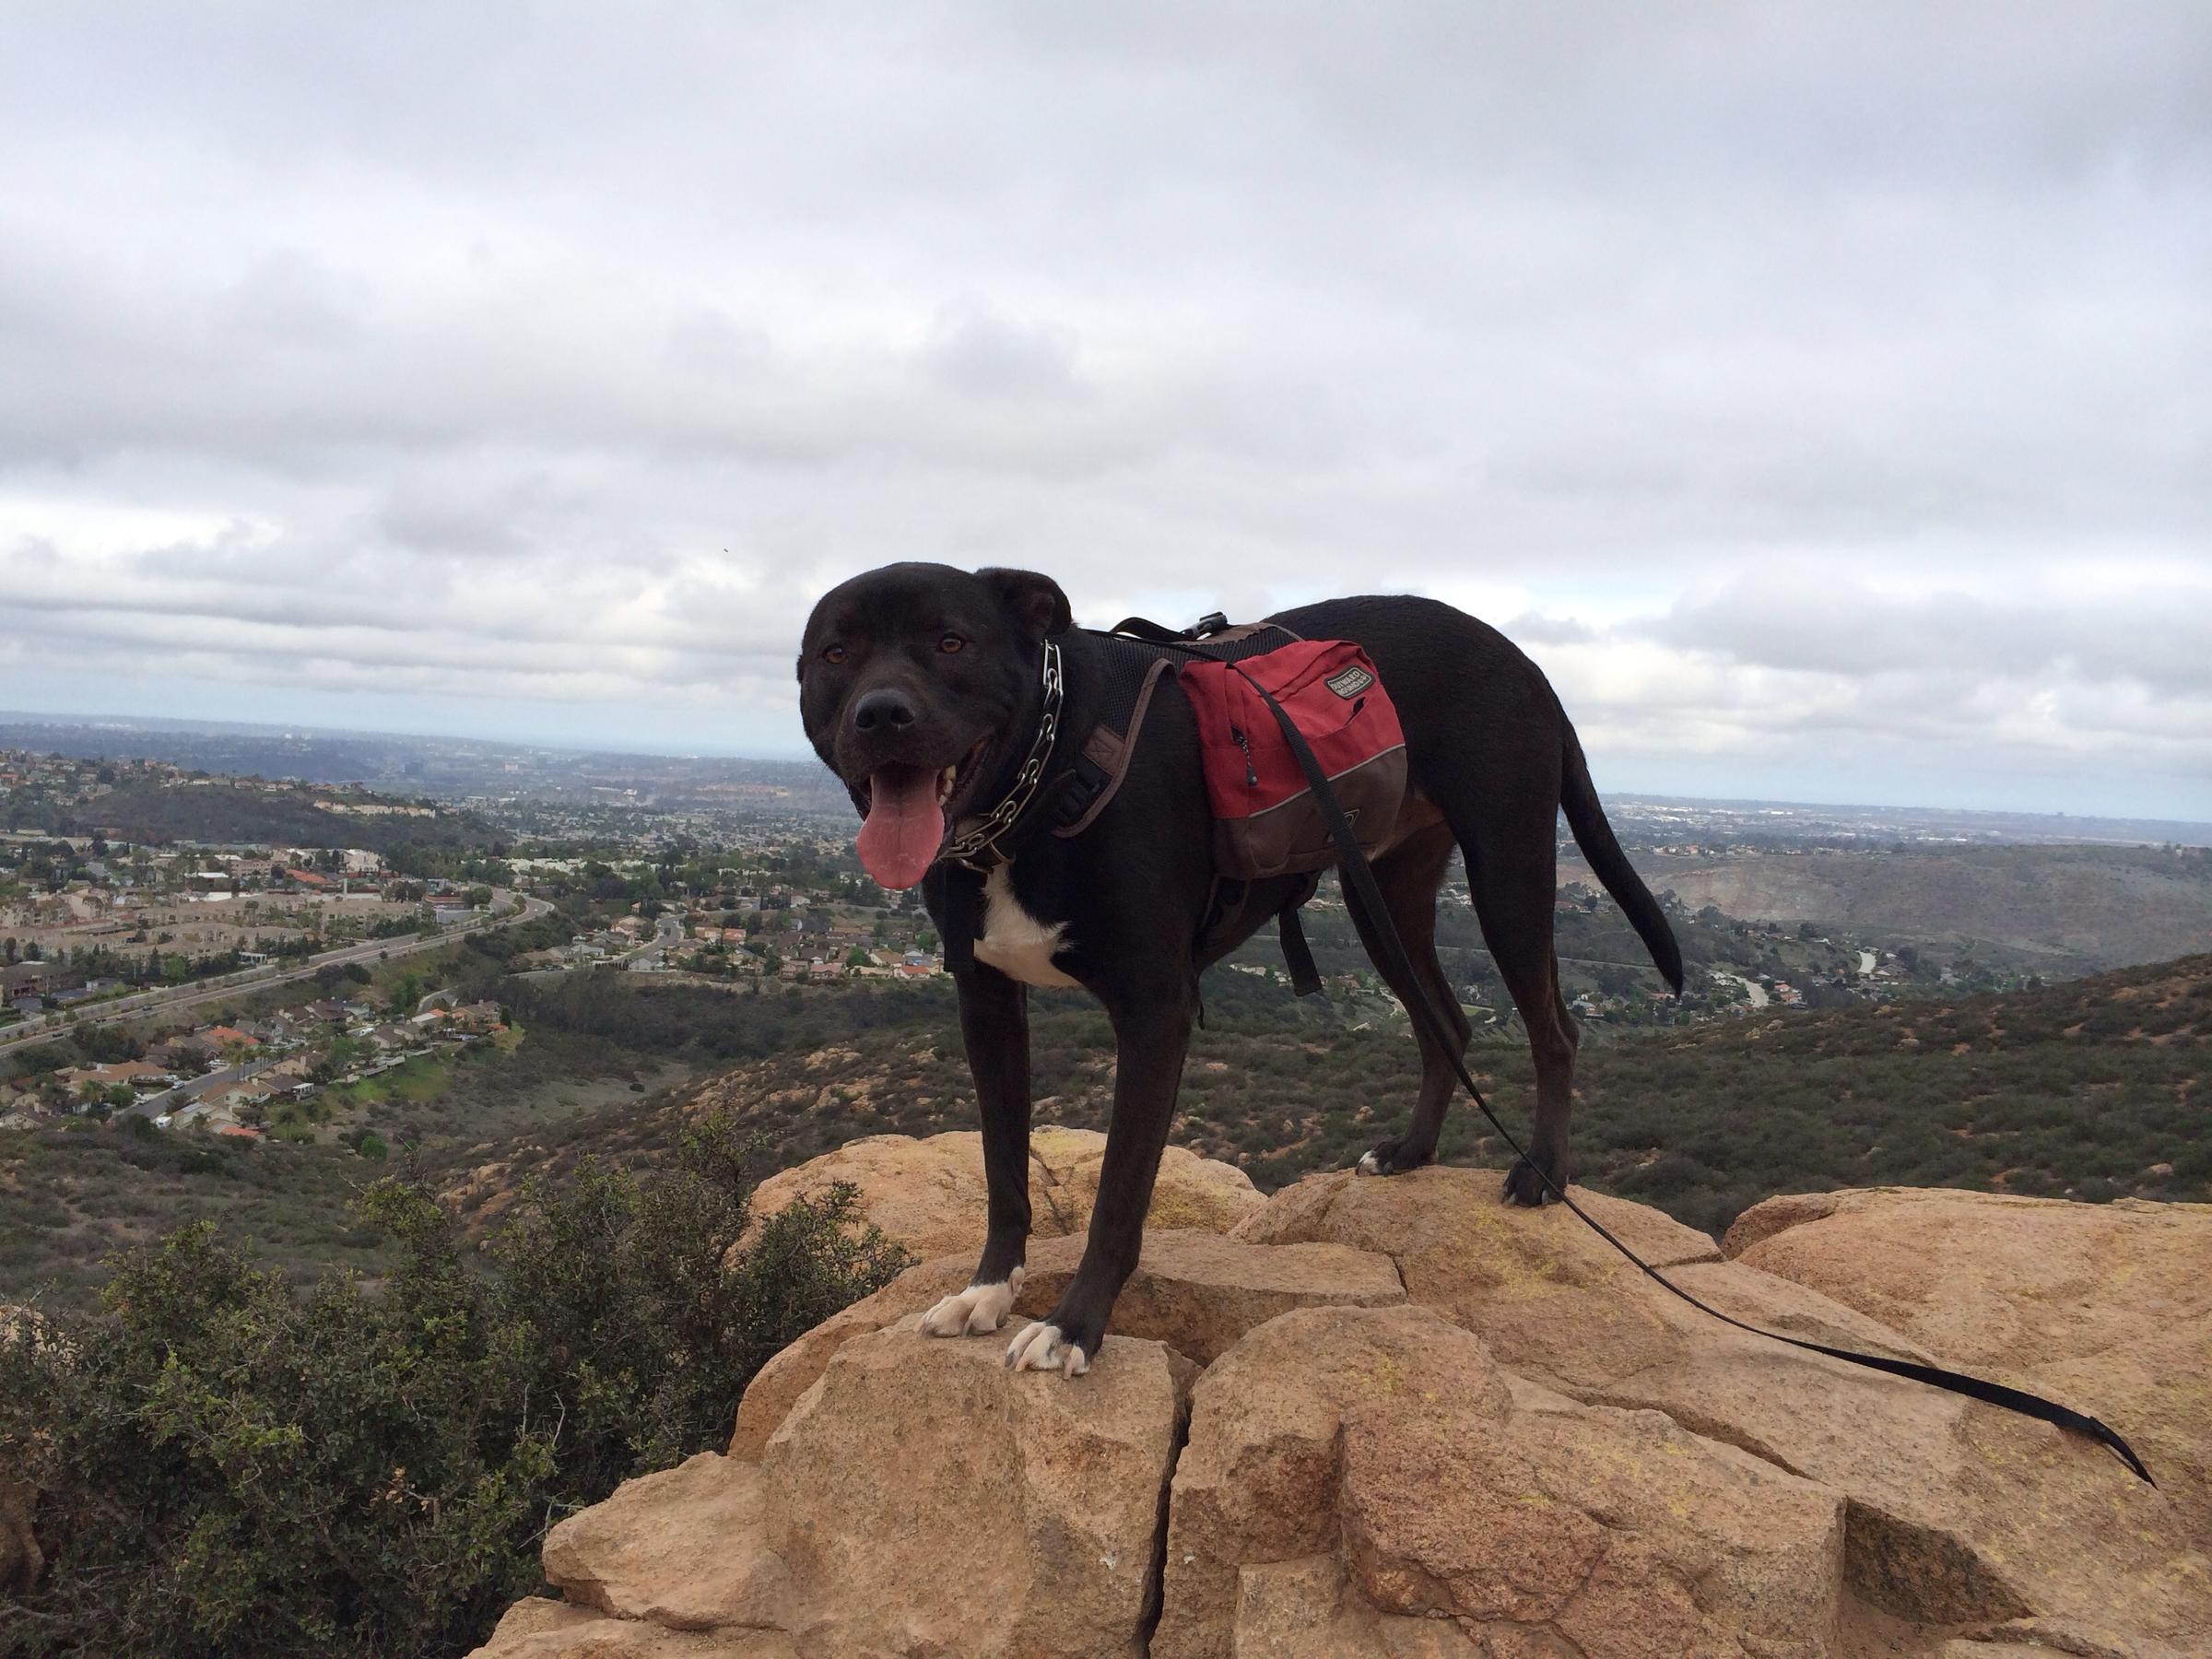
[0,1112,908,1657]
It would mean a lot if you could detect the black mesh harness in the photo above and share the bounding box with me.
[935,616,1315,982]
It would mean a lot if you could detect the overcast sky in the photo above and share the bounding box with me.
[3,3,2208,818]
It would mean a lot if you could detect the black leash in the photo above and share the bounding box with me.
[1119,622,2154,1486]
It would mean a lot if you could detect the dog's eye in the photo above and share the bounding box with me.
[938,634,964,654]
[821,644,849,665]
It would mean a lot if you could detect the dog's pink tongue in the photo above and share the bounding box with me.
[855,766,944,888]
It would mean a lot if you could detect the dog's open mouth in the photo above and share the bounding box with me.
[853,735,994,888]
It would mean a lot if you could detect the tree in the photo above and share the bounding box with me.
[388,969,426,1014]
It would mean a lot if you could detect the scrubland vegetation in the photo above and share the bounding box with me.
[0,1114,905,1658]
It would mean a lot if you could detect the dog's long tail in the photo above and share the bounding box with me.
[1558,721,1685,994]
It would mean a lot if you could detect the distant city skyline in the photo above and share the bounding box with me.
[5,6,2207,819]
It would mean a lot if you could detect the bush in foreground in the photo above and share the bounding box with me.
[0,1113,907,1657]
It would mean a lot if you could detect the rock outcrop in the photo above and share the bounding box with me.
[1152,1304,1846,1658]
[766,1330,1194,1655]
[728,1226,1405,1458]
[476,1147,2212,1659]
[746,1126,1265,1260]
[1726,1188,2212,1563]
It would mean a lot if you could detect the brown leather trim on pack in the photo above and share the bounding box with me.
[1212,743,1408,879]
[1053,656,1171,838]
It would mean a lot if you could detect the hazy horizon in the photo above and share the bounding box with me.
[9,700,2212,838]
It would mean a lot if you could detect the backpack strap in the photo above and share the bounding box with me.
[1051,657,1171,839]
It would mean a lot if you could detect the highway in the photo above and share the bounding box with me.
[0,892,554,1058]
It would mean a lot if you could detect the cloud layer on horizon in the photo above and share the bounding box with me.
[3,3,2208,817]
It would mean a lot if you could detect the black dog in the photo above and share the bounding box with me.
[798,564,1682,1375]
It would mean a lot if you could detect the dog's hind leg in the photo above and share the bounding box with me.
[921,962,1033,1338]
[1343,821,1469,1175]
[1405,721,1583,1204]
[1456,816,1580,1207]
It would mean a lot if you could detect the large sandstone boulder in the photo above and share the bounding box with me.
[1155,1304,1847,1659]
[1230,1168,1911,1393]
[728,1227,1404,1455]
[479,1152,2212,1658]
[541,1454,789,1631]
[747,1126,1263,1261]
[1727,1188,2212,1559]
[482,1331,1194,1659]
[1230,1168,2212,1646]
[471,1595,796,1656]
[1229,1164,1725,1269]
[762,1326,1193,1656]
[725,1253,977,1460]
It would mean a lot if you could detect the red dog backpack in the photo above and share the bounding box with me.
[1179,640,1407,879]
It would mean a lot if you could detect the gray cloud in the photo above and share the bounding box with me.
[1647,573,2212,698]
[1,3,2207,810]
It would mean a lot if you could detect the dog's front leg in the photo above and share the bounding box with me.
[1006,988,1192,1376]
[920,961,1033,1338]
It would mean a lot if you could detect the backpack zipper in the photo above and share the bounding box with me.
[1230,724,1257,788]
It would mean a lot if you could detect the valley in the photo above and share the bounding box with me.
[6,738,2207,1313]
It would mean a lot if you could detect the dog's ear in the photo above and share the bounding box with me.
[978,568,1072,642]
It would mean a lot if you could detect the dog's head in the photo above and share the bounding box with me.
[798,562,1072,888]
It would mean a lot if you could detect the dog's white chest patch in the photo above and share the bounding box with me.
[972,864,1078,988]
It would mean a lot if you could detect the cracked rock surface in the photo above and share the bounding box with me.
[473,1155,2212,1658]
[1726,1187,2212,1566]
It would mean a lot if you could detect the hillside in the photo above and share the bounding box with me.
[8,949,2203,1313]
[65,780,501,857]
[449,953,2210,1240]
[1569,841,2212,973]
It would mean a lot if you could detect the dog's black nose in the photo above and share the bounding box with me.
[852,688,917,734]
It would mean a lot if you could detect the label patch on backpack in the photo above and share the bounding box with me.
[1324,664,1375,699]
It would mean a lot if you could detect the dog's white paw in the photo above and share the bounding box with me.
[1005,1320,1088,1376]
[1357,1149,1382,1175]
[920,1268,1023,1337]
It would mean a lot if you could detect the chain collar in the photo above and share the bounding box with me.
[939,639,1064,874]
